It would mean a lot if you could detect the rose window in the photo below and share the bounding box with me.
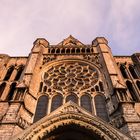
[43,62,98,93]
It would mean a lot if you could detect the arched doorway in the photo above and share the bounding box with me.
[43,124,103,140]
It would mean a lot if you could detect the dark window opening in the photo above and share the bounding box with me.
[71,48,75,54]
[76,48,80,53]
[136,81,140,90]
[61,49,65,54]
[43,86,47,92]
[6,83,16,101]
[120,65,128,79]
[81,48,85,53]
[126,81,138,102]
[39,82,43,92]
[95,85,99,91]
[4,66,14,81]
[86,48,90,53]
[129,65,139,79]
[66,49,70,53]
[51,49,55,53]
[0,83,6,98]
[56,49,60,54]
[99,82,104,92]
[14,66,24,81]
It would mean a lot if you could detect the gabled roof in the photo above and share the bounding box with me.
[57,35,85,46]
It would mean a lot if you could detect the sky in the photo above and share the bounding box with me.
[0,0,140,56]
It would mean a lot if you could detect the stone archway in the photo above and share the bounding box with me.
[43,124,103,140]
[11,102,132,140]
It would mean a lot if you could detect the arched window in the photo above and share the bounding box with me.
[81,48,85,53]
[0,82,6,98]
[94,94,109,121]
[81,94,92,113]
[95,85,99,91]
[66,49,70,54]
[66,94,78,104]
[129,65,139,79]
[4,66,14,81]
[136,81,140,90]
[120,65,128,79]
[33,95,49,122]
[6,83,16,101]
[51,48,55,53]
[71,48,75,54]
[56,48,60,54]
[43,86,47,92]
[86,48,90,53]
[99,82,104,92]
[51,94,63,112]
[14,66,24,81]
[39,82,43,92]
[61,49,65,54]
[126,81,138,102]
[76,48,80,53]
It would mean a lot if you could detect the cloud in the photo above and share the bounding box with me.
[0,0,140,56]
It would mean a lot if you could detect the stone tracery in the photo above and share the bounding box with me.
[43,62,98,94]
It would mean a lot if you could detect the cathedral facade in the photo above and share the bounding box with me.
[0,36,140,140]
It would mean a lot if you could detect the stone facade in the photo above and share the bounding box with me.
[0,35,140,140]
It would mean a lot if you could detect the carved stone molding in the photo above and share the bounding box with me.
[11,102,132,140]
[16,116,31,129]
[110,116,126,128]
[42,55,56,65]
[83,54,101,67]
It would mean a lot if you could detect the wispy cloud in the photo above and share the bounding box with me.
[0,0,140,56]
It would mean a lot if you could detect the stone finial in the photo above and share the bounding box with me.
[92,37,108,46]
[33,38,49,47]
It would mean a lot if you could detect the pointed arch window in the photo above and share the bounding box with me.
[99,82,104,92]
[120,65,128,79]
[81,94,92,113]
[4,66,14,81]
[0,82,6,98]
[126,81,138,102]
[14,66,24,81]
[94,94,109,121]
[66,94,78,104]
[51,94,63,112]
[34,95,49,122]
[129,65,139,79]
[6,83,16,101]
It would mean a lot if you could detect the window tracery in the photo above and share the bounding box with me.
[43,62,98,94]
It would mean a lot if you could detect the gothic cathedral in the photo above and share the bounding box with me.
[0,36,140,140]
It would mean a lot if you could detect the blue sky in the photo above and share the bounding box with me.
[0,0,140,56]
